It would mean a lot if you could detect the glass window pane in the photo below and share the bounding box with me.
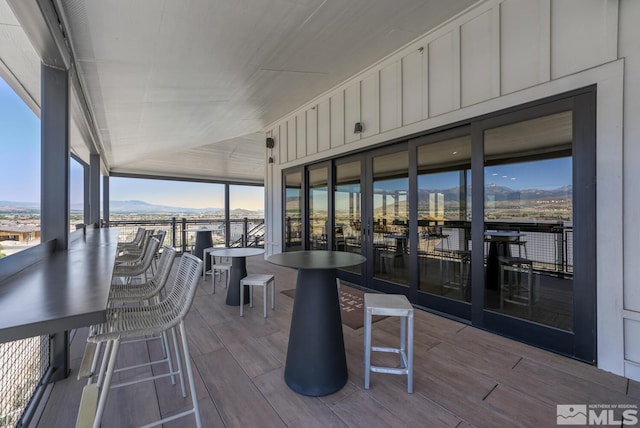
[230,185,264,247]
[308,167,328,250]
[373,151,409,285]
[335,160,361,273]
[284,171,303,251]
[483,111,573,331]
[417,136,472,302]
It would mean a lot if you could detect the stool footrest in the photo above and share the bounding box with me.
[75,384,98,428]
[371,346,402,354]
[78,342,97,380]
[370,365,409,375]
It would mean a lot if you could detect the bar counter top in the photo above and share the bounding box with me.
[0,227,119,343]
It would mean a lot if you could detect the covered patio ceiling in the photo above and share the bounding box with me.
[1,0,478,184]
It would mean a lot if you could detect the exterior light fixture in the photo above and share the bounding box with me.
[354,122,363,133]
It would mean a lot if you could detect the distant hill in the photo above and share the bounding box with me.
[0,201,40,214]
[420,185,572,202]
[106,200,223,214]
[0,200,263,216]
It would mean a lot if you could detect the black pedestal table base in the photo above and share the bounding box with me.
[225,257,251,306]
[285,268,347,396]
[193,231,213,272]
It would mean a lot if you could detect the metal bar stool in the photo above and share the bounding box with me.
[239,274,275,317]
[80,254,204,428]
[364,293,414,393]
[210,254,232,294]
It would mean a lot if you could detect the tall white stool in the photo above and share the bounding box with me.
[364,293,414,393]
[240,274,275,317]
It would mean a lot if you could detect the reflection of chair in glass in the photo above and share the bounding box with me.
[379,236,405,274]
[440,249,470,298]
[425,226,450,255]
[511,236,528,258]
[499,256,534,314]
[334,225,346,251]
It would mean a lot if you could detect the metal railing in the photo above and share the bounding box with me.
[0,336,50,427]
[107,217,265,252]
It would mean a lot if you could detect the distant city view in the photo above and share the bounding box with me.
[0,199,265,257]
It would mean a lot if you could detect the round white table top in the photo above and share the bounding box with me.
[209,247,265,258]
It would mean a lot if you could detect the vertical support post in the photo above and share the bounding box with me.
[243,217,248,247]
[102,176,109,227]
[89,154,100,225]
[41,64,69,250]
[181,218,187,253]
[41,63,70,381]
[83,164,90,224]
[172,217,177,248]
[225,184,230,247]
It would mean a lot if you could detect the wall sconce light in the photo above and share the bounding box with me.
[354,122,363,133]
[266,137,275,149]
[268,156,274,164]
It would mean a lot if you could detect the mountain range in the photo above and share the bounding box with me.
[427,184,572,202]
[0,200,263,215]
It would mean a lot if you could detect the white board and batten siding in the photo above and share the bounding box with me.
[265,0,640,381]
[267,0,616,165]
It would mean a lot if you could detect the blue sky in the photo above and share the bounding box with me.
[0,77,264,210]
[0,77,41,202]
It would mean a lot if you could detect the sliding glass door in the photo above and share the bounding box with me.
[282,87,596,362]
[483,111,574,331]
[413,132,472,316]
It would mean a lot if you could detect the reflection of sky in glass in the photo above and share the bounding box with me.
[374,177,407,192]
[310,188,328,212]
[485,157,571,190]
[418,170,469,190]
[335,189,358,213]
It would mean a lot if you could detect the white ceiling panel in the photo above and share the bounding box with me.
[3,0,480,183]
[112,133,267,184]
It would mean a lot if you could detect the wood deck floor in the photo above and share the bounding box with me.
[33,255,639,428]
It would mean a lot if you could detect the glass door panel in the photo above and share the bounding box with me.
[417,136,472,302]
[308,166,329,250]
[335,160,362,274]
[372,151,409,286]
[284,171,303,251]
[483,111,574,331]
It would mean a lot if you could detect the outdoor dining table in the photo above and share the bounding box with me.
[209,247,265,306]
[266,250,366,396]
